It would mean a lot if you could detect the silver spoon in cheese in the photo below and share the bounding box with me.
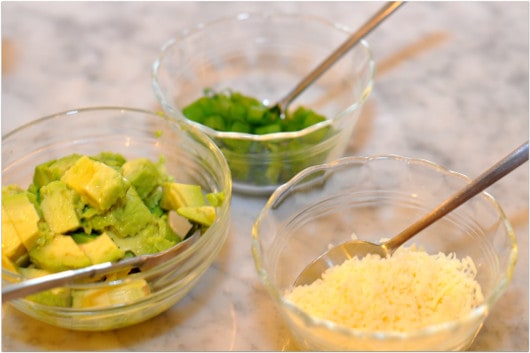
[294,141,529,286]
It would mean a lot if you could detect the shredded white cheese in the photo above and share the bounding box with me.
[285,244,484,332]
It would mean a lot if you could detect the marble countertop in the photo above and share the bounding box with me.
[2,2,528,351]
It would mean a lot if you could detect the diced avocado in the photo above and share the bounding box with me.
[2,254,19,273]
[18,267,72,307]
[121,158,160,200]
[33,153,83,189]
[160,182,206,210]
[29,235,92,272]
[206,191,225,207]
[61,155,129,212]
[177,206,216,226]
[106,187,155,238]
[108,218,179,256]
[2,190,40,251]
[143,186,164,215]
[71,232,98,244]
[79,232,125,264]
[92,152,127,170]
[40,180,80,234]
[2,206,27,265]
[71,279,150,308]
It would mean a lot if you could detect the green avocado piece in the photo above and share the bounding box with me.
[121,158,161,200]
[71,232,98,244]
[160,182,206,210]
[18,268,72,307]
[61,155,129,212]
[78,186,154,238]
[107,187,155,238]
[108,215,180,256]
[2,189,41,252]
[92,152,127,170]
[33,154,83,189]
[177,206,216,226]
[40,181,80,234]
[78,232,125,264]
[29,235,92,272]
[205,191,225,207]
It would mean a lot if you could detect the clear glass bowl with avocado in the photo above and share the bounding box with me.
[152,12,375,195]
[2,107,232,331]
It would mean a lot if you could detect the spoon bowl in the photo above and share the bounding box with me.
[294,141,528,286]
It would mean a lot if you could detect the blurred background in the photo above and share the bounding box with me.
[2,2,528,351]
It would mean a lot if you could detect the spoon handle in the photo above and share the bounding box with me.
[276,1,405,110]
[2,228,200,303]
[384,141,529,252]
[1,256,145,303]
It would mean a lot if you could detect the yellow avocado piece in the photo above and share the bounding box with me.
[40,180,80,234]
[176,206,216,226]
[2,207,27,264]
[79,232,125,264]
[161,182,205,210]
[2,252,20,274]
[2,192,40,251]
[61,155,129,212]
[29,235,92,272]
[71,279,151,308]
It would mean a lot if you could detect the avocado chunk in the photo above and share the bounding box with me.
[2,254,19,274]
[18,267,72,307]
[40,180,80,234]
[2,207,28,265]
[71,278,150,308]
[61,155,129,212]
[83,186,155,238]
[108,216,179,256]
[2,190,40,252]
[78,232,125,264]
[160,182,206,210]
[206,191,226,207]
[177,206,216,226]
[29,235,92,272]
[122,158,161,200]
[92,152,127,170]
[108,187,155,238]
[33,153,83,189]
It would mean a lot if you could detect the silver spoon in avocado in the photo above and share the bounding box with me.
[2,223,201,303]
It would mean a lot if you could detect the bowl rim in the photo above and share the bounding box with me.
[151,11,376,142]
[252,154,518,340]
[2,106,233,312]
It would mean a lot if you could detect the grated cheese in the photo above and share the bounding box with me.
[285,244,484,332]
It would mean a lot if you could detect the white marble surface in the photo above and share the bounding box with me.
[1,1,528,351]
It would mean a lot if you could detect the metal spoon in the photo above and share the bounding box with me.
[294,141,529,286]
[271,1,405,117]
[2,224,201,303]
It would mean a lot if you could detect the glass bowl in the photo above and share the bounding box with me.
[152,12,375,195]
[2,107,232,331]
[252,155,517,350]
